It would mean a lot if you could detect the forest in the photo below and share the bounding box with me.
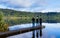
[0,9,60,25]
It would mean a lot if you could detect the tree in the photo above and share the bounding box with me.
[0,12,8,32]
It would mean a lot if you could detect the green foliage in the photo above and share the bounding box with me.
[0,12,8,32]
[0,9,60,23]
[0,12,3,21]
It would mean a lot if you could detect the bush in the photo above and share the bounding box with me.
[0,12,9,32]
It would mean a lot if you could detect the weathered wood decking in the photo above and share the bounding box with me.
[0,26,45,38]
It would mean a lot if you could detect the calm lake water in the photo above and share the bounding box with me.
[7,23,60,38]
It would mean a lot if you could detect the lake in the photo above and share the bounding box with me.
[6,23,60,38]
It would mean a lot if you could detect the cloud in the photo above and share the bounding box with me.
[0,0,35,8]
[7,0,33,8]
[41,8,60,13]
[0,0,60,12]
[0,0,46,7]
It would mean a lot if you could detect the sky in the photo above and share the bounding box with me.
[0,0,60,12]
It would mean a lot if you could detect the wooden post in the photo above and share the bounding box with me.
[32,18,35,38]
[39,18,42,37]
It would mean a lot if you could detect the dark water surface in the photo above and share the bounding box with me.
[7,23,60,38]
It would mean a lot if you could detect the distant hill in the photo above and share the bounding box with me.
[0,9,35,17]
[0,8,60,16]
[0,8,60,23]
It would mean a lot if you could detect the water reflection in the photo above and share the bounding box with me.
[7,23,60,38]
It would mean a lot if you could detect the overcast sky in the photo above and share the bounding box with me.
[0,0,60,12]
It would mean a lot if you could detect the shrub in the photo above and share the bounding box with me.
[0,12,9,32]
